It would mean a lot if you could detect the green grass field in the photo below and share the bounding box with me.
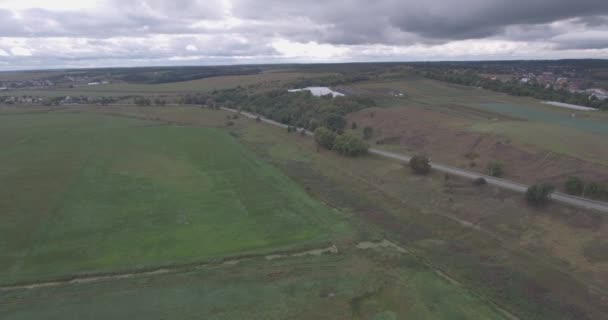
[0,248,509,320]
[0,112,349,284]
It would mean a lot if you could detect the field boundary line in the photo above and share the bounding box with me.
[0,242,337,291]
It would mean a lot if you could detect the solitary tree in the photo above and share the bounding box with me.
[487,161,504,177]
[351,122,358,130]
[585,182,602,198]
[314,127,337,150]
[409,155,431,174]
[564,176,584,196]
[332,133,369,157]
[526,183,555,206]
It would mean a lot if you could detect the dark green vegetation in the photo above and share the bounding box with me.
[0,113,349,284]
[211,88,375,131]
[526,183,556,206]
[313,127,368,157]
[409,155,431,174]
[314,127,337,149]
[564,176,608,200]
[332,133,369,157]
[566,176,586,196]
[487,161,504,178]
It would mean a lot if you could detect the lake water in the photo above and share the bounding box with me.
[288,87,345,97]
[542,101,597,111]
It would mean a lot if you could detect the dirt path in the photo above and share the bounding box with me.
[0,244,338,292]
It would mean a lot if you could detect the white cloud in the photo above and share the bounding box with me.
[272,40,349,59]
[10,46,31,56]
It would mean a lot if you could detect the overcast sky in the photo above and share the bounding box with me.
[0,0,607,70]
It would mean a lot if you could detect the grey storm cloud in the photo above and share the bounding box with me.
[0,0,607,69]
[0,0,606,43]
[231,0,608,43]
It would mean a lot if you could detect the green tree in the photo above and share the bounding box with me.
[351,122,358,130]
[487,161,504,177]
[409,155,431,174]
[314,127,337,150]
[323,114,346,132]
[332,133,369,157]
[526,183,555,206]
[565,176,584,196]
[363,126,373,140]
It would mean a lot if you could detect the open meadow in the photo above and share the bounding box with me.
[6,105,601,320]
[349,76,608,187]
[0,112,350,284]
[1,65,608,319]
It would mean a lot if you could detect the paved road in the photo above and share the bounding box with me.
[222,107,608,213]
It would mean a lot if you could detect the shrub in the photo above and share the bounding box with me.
[363,126,373,140]
[564,176,584,196]
[314,127,337,150]
[409,155,431,174]
[332,133,369,157]
[487,161,504,177]
[526,183,555,206]
[585,182,602,198]
[351,122,358,130]
[225,120,235,127]
[473,177,487,186]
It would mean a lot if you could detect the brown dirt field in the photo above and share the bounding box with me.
[347,106,608,188]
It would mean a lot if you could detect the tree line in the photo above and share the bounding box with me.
[419,70,608,110]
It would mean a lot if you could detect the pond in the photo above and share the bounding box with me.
[288,87,345,97]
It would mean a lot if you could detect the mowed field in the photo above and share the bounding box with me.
[350,76,608,185]
[0,112,349,284]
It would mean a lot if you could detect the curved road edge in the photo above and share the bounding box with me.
[221,107,608,213]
